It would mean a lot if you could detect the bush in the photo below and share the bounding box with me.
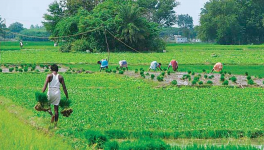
[157,75,164,81]
[60,42,72,52]
[248,79,254,85]
[135,69,138,73]
[204,75,208,79]
[220,75,225,81]
[151,74,155,80]
[208,75,214,79]
[229,76,237,82]
[171,80,177,85]
[84,130,108,149]
[119,70,124,74]
[245,72,248,76]
[71,39,89,52]
[207,80,213,85]
[104,141,119,150]
[222,80,229,85]
[167,71,170,75]
[247,76,251,80]
[198,81,203,85]
[9,67,14,72]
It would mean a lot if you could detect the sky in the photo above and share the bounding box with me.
[0,0,209,29]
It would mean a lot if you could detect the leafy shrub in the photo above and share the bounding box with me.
[84,130,108,149]
[9,67,14,72]
[204,75,208,79]
[208,75,214,79]
[135,69,138,73]
[104,141,119,150]
[60,42,72,52]
[248,79,254,85]
[194,76,200,81]
[119,70,124,74]
[207,80,213,85]
[24,67,28,72]
[245,72,248,76]
[171,80,177,85]
[220,75,225,81]
[198,81,203,85]
[167,71,170,75]
[157,75,163,81]
[192,80,197,85]
[229,76,237,82]
[151,74,155,80]
[188,71,191,74]
[182,74,191,80]
[222,80,229,85]
[247,76,251,80]
[71,39,89,52]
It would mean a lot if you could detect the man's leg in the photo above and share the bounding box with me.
[54,105,59,125]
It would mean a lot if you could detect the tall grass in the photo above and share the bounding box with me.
[0,108,72,150]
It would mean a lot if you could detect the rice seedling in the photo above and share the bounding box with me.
[151,74,155,80]
[171,80,177,85]
[207,80,213,84]
[229,76,237,82]
[222,80,229,85]
[198,81,203,85]
[248,79,254,85]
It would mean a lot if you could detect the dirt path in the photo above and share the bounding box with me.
[123,71,264,87]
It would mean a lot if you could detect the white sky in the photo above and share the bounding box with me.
[0,0,209,29]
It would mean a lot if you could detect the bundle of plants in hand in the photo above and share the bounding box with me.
[34,92,50,111]
[59,97,73,117]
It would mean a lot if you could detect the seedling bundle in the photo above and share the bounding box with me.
[34,92,51,111]
[59,98,73,117]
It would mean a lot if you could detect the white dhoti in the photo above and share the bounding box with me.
[47,88,61,105]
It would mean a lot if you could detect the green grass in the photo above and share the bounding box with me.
[0,41,56,51]
[1,73,264,140]
[1,42,264,65]
[0,105,72,150]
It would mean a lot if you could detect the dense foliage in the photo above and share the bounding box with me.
[43,0,179,52]
[199,0,264,45]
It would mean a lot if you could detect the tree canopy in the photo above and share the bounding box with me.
[198,0,264,45]
[43,0,179,52]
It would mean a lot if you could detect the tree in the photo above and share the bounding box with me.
[0,16,6,37]
[137,0,179,26]
[199,0,264,45]
[42,1,64,34]
[177,14,193,29]
[8,22,24,33]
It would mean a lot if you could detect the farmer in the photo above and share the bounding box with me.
[119,60,128,71]
[167,60,178,71]
[149,61,162,71]
[42,64,69,127]
[19,41,23,49]
[211,62,223,72]
[97,59,108,72]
